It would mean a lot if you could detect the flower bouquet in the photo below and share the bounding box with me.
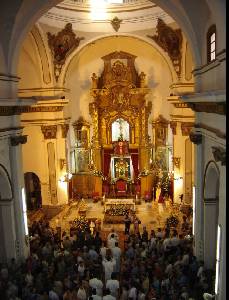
[166,215,179,228]
[72,216,90,232]
[107,204,131,216]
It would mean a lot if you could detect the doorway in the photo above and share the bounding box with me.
[24,172,42,210]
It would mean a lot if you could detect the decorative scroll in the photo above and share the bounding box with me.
[10,135,27,146]
[181,122,194,136]
[60,124,69,138]
[212,146,226,166]
[147,18,182,78]
[189,131,202,145]
[41,125,57,139]
[170,121,177,135]
[111,16,122,32]
[47,23,84,81]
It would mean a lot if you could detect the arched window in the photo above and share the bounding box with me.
[207,24,216,63]
[112,118,130,141]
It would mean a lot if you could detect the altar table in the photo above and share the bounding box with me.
[104,198,135,212]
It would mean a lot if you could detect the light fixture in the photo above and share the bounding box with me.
[59,173,72,183]
[215,224,221,295]
[21,188,29,236]
[192,185,195,236]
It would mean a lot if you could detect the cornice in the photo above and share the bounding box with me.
[0,105,65,116]
[10,135,27,146]
[180,89,225,103]
[187,102,226,115]
[193,49,226,76]
[194,123,226,140]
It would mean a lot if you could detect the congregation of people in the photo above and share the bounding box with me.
[0,214,215,300]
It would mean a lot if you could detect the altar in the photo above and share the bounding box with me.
[104,198,135,212]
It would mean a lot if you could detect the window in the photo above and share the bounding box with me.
[112,118,130,141]
[207,25,216,63]
[215,224,221,295]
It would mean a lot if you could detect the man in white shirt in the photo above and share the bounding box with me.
[106,272,120,298]
[111,242,122,272]
[107,234,117,249]
[89,273,103,297]
[102,288,116,300]
[107,229,119,241]
[128,283,137,300]
[102,256,116,283]
[91,288,102,300]
[100,241,108,259]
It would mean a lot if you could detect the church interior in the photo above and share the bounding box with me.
[0,1,226,299]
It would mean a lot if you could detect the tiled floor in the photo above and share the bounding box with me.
[44,198,185,236]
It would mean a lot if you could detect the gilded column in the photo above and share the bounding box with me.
[89,102,101,171]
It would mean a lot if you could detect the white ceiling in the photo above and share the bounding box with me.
[38,0,175,33]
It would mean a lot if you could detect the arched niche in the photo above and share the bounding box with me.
[111,118,130,142]
[204,161,220,200]
[0,164,13,200]
[203,160,220,269]
[24,172,42,210]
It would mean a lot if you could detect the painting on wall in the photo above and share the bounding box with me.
[155,147,168,171]
[71,149,90,173]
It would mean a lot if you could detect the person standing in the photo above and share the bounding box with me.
[133,216,141,235]
[111,241,122,273]
[124,213,131,235]
[102,256,116,283]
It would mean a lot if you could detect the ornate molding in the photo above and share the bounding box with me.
[110,16,122,32]
[47,23,84,81]
[41,125,57,139]
[172,156,181,169]
[194,123,226,139]
[10,135,27,146]
[147,18,182,78]
[170,121,177,135]
[152,115,169,147]
[60,124,69,138]
[187,102,226,115]
[189,131,202,145]
[0,105,64,116]
[181,122,194,136]
[212,146,226,166]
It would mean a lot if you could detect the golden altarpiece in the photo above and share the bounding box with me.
[71,51,162,198]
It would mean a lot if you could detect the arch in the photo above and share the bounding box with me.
[24,172,42,210]
[203,160,220,200]
[61,34,178,85]
[0,164,13,200]
[8,0,215,77]
[203,160,220,270]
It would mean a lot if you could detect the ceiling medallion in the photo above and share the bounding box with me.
[110,17,122,32]
[47,23,84,82]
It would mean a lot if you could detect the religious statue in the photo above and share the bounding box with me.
[115,158,129,179]
[91,73,98,89]
[139,71,146,88]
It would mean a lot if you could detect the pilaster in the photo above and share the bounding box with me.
[9,133,30,261]
[190,130,204,259]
